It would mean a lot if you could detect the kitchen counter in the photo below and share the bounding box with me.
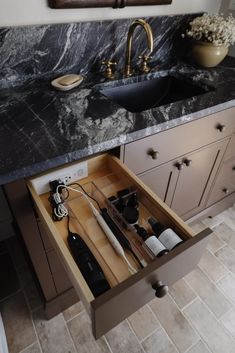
[0,61,235,185]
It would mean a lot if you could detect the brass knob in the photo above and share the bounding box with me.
[101,60,117,79]
[175,162,184,171]
[152,281,168,298]
[183,158,192,167]
[147,148,159,160]
[138,54,152,73]
[222,188,230,194]
[216,123,226,132]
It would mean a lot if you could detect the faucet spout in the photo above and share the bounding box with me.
[124,19,153,77]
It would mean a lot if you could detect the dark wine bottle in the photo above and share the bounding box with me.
[148,217,183,250]
[134,224,169,258]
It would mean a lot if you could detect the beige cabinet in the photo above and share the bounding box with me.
[123,107,235,220]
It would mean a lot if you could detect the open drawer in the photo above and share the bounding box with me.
[27,154,212,339]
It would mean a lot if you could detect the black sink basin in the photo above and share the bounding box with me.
[100,76,212,113]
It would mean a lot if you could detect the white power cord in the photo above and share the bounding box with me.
[54,184,137,275]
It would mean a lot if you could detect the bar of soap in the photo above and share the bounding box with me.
[51,74,83,91]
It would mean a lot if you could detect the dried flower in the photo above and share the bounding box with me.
[182,13,235,47]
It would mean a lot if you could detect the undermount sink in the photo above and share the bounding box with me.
[100,75,213,113]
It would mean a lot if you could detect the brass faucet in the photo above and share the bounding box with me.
[124,19,154,77]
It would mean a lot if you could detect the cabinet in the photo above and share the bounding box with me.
[123,107,235,220]
[26,154,210,338]
[139,140,228,217]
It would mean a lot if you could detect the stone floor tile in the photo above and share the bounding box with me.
[33,308,76,353]
[186,340,211,353]
[217,273,235,304]
[128,305,160,341]
[185,268,231,318]
[221,308,235,339]
[0,291,36,353]
[68,310,110,353]
[213,223,235,250]
[149,295,198,352]
[169,278,197,310]
[198,249,228,282]
[105,320,143,353]
[142,327,178,353]
[206,231,226,253]
[19,341,42,353]
[215,245,235,274]
[63,301,84,321]
[183,298,235,353]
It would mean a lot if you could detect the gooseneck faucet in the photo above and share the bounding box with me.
[124,19,154,77]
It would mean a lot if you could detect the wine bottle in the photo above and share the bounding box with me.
[134,224,169,257]
[148,217,183,250]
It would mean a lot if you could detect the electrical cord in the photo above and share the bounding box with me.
[52,183,137,275]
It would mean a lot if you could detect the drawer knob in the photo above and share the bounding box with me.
[175,162,184,171]
[216,124,226,132]
[222,188,230,194]
[152,281,168,298]
[232,166,235,171]
[147,149,159,160]
[183,158,192,167]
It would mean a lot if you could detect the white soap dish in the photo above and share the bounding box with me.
[51,74,83,91]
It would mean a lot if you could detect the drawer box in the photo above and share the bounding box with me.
[124,107,235,174]
[207,158,235,207]
[27,154,211,338]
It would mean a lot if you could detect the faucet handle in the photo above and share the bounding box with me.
[101,60,117,79]
[138,54,152,74]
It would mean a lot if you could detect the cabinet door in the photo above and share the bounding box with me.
[171,140,227,216]
[138,162,178,205]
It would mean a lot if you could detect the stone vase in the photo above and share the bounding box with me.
[192,41,229,68]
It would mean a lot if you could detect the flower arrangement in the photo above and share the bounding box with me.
[182,13,235,47]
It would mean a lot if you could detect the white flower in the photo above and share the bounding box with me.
[182,13,235,47]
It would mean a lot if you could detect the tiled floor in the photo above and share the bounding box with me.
[1,204,235,353]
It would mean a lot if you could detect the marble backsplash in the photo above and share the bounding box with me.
[0,14,198,88]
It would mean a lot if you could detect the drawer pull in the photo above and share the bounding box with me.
[183,158,192,167]
[216,123,226,132]
[175,162,184,171]
[232,166,235,171]
[222,188,230,194]
[152,281,168,298]
[147,149,159,160]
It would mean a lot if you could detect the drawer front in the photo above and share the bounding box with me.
[124,107,235,174]
[27,154,211,338]
[224,134,235,162]
[207,158,235,206]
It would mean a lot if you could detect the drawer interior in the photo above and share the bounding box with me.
[27,154,211,337]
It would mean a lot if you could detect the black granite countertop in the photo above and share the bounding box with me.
[0,61,235,185]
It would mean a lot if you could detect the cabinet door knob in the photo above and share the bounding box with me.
[147,149,159,160]
[216,124,226,132]
[175,162,184,171]
[183,158,192,167]
[223,188,230,194]
[152,281,168,298]
[232,166,235,171]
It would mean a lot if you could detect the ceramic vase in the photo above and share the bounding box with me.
[192,41,229,68]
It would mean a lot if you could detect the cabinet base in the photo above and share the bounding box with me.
[187,193,235,225]
[45,287,78,319]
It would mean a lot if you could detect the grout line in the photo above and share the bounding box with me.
[125,319,147,353]
[64,308,85,324]
[103,335,115,353]
[147,302,181,353]
[61,313,79,353]
[138,326,161,344]
[18,341,40,353]
[28,303,43,353]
